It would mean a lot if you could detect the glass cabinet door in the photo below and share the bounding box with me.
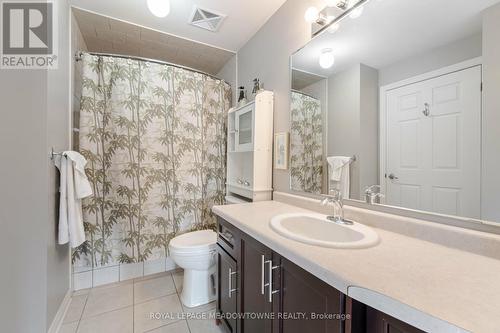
[235,106,254,151]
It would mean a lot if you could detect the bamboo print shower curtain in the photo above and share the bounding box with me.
[73,53,231,269]
[290,91,323,194]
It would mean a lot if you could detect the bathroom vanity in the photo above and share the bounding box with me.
[214,208,426,333]
[212,194,500,333]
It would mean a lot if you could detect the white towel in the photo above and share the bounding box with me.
[54,151,93,248]
[327,156,352,198]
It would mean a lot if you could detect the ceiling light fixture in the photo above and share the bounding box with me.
[147,0,170,18]
[319,49,335,69]
[304,6,320,23]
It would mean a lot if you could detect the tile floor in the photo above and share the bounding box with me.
[59,270,224,333]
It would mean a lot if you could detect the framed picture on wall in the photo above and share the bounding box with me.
[274,132,289,170]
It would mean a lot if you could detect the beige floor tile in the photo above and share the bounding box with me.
[82,283,133,318]
[134,274,177,304]
[134,294,183,332]
[187,310,224,333]
[147,320,190,333]
[77,306,133,333]
[182,300,216,314]
[59,321,78,333]
[63,295,87,323]
[172,270,183,292]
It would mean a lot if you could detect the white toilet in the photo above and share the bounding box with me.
[169,230,217,308]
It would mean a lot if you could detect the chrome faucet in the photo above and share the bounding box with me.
[365,185,384,204]
[320,190,353,225]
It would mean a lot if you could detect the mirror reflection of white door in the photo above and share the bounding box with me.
[385,66,481,218]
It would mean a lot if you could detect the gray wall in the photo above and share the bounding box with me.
[481,3,500,222]
[237,0,324,192]
[327,64,378,199]
[0,0,71,331]
[0,56,49,333]
[378,33,482,86]
[47,0,71,327]
[328,65,360,197]
[217,54,238,107]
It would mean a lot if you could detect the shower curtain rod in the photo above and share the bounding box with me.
[75,51,228,84]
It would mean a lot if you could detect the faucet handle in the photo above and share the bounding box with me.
[364,185,384,204]
[365,184,381,194]
[328,188,342,201]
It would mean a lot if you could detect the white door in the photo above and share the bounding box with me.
[385,66,481,218]
[235,105,254,151]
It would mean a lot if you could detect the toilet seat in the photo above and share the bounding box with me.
[169,230,217,253]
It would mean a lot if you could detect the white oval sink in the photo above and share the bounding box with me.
[270,213,379,249]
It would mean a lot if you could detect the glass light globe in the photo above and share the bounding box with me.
[349,6,364,19]
[328,22,340,34]
[304,7,320,23]
[319,49,335,69]
[147,0,170,18]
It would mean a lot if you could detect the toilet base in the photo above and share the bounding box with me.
[180,265,217,308]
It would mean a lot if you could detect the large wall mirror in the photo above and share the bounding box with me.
[290,0,500,224]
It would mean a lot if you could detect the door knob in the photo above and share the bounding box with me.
[388,173,399,180]
[422,103,430,117]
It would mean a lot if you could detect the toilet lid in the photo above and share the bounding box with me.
[169,230,217,251]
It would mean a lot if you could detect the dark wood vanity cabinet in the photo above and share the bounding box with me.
[216,217,423,333]
[217,246,238,333]
[240,234,274,333]
[216,217,345,333]
[346,299,425,333]
[274,254,344,333]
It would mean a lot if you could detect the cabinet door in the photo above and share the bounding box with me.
[235,106,254,151]
[240,234,273,333]
[274,255,344,333]
[366,307,425,333]
[217,245,238,333]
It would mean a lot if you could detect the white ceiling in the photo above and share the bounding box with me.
[73,8,234,75]
[70,0,288,52]
[292,0,500,77]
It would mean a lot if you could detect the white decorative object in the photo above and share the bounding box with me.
[274,132,289,170]
[169,230,217,307]
[227,90,274,202]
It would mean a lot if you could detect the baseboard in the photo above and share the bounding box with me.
[47,289,72,333]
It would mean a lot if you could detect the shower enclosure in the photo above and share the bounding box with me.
[73,52,231,284]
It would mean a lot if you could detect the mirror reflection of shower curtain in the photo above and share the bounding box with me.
[73,53,231,270]
[290,91,323,194]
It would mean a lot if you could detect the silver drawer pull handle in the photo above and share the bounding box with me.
[261,255,269,295]
[267,260,280,303]
[228,268,237,298]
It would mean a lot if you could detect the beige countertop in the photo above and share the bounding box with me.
[213,200,500,333]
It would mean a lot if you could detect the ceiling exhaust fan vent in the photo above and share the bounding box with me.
[189,6,226,32]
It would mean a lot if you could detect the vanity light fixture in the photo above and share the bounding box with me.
[349,5,364,18]
[328,22,340,33]
[319,48,335,69]
[147,0,170,18]
[309,0,369,36]
[304,6,320,23]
